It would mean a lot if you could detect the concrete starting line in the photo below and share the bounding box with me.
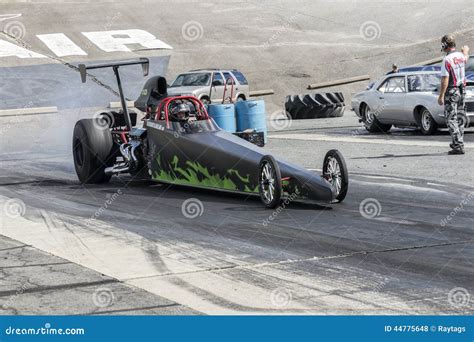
[269,133,474,149]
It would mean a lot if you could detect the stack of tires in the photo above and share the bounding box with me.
[285,93,345,119]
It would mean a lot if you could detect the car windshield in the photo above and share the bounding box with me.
[231,70,248,85]
[171,73,211,87]
[407,74,441,92]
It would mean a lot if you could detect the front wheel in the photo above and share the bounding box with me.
[419,108,438,135]
[258,155,282,209]
[362,103,392,133]
[323,149,348,203]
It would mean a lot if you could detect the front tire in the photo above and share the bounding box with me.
[73,119,115,184]
[419,108,438,135]
[362,103,392,133]
[323,149,348,203]
[258,155,282,209]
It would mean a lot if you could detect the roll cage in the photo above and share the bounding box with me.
[154,96,210,128]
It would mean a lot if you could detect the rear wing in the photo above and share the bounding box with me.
[78,58,149,83]
[78,58,150,130]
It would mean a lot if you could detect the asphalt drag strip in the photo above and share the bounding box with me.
[0,153,472,314]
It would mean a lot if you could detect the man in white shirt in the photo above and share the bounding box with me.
[438,34,470,155]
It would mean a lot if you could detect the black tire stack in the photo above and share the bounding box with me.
[285,93,345,119]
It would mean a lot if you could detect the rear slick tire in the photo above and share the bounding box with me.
[72,119,114,184]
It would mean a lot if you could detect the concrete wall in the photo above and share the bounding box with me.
[1,0,474,112]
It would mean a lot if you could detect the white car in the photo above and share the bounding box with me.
[351,71,474,134]
[167,69,250,104]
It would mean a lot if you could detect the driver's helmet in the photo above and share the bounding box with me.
[170,103,191,122]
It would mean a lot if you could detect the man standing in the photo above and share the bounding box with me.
[386,63,399,75]
[438,34,469,155]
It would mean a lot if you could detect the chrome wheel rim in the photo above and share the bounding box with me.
[325,156,342,196]
[365,106,375,125]
[260,161,275,204]
[421,111,431,131]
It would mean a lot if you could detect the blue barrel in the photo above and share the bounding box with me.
[235,100,267,142]
[207,104,236,133]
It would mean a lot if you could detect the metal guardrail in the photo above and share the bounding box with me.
[249,89,274,97]
[0,106,58,117]
[412,57,443,66]
[109,91,276,108]
[109,101,135,108]
[307,75,371,90]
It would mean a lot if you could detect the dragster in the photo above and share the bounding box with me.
[73,59,348,208]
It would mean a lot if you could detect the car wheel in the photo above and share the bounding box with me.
[258,155,282,209]
[73,119,115,184]
[362,103,391,133]
[419,108,438,135]
[323,149,348,203]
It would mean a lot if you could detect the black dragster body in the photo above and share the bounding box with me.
[72,59,348,208]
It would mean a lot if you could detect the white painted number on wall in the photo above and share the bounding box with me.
[82,29,172,52]
[0,40,47,59]
[37,33,88,57]
[1,29,173,59]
